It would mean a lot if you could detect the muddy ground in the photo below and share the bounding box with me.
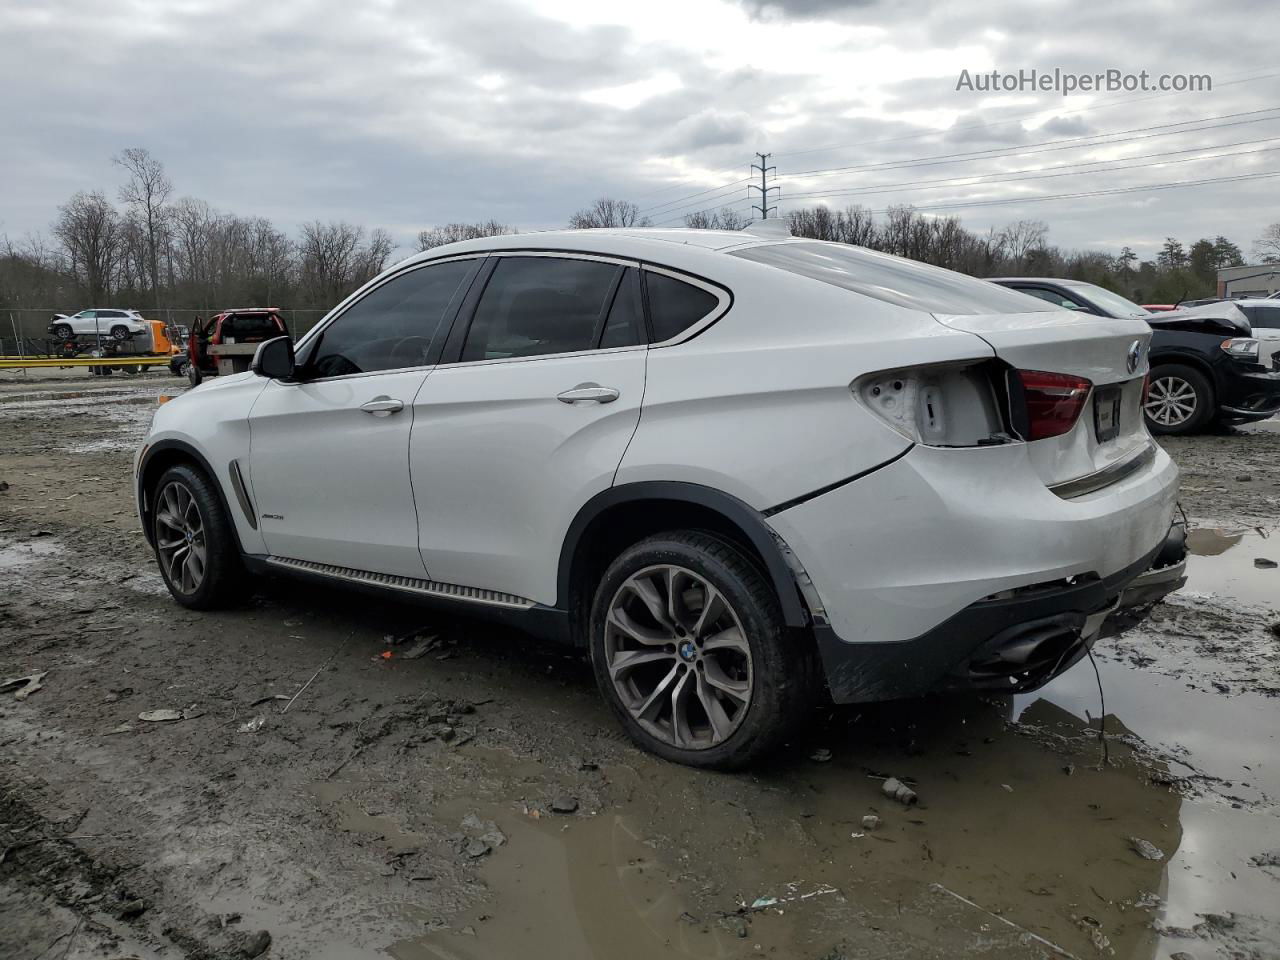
[1,369,1277,960]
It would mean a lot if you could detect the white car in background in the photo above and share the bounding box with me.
[1230,298,1280,369]
[135,224,1184,769]
[49,308,148,341]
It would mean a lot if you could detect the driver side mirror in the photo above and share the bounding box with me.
[251,336,295,380]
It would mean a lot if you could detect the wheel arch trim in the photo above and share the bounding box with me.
[558,481,811,629]
[137,439,245,552]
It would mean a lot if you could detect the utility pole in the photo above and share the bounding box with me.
[749,152,779,220]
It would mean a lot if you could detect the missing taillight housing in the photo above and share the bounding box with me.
[1016,370,1092,441]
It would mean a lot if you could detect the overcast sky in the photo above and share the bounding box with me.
[1,0,1277,260]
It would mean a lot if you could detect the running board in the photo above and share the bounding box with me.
[265,556,535,609]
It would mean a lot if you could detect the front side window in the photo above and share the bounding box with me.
[645,271,720,342]
[462,257,621,362]
[309,259,476,378]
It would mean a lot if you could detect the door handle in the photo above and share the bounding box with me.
[360,396,404,416]
[557,383,620,404]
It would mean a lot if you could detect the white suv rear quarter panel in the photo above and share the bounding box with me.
[617,268,996,510]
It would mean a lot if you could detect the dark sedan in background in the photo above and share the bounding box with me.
[991,277,1280,435]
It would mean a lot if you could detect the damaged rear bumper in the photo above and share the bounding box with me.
[814,525,1187,704]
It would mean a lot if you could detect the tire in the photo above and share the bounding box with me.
[588,530,816,770]
[172,359,191,378]
[122,364,141,375]
[53,323,72,339]
[1144,363,1214,435]
[110,325,130,341]
[187,363,203,388]
[151,463,245,609]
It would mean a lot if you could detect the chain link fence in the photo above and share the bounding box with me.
[2,307,332,356]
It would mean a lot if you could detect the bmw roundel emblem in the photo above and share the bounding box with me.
[1126,339,1142,375]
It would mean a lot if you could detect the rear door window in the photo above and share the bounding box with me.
[730,241,1056,315]
[462,257,621,361]
[644,271,721,342]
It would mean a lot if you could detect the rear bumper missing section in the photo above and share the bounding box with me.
[813,525,1186,704]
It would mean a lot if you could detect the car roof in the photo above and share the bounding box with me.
[1231,298,1280,306]
[987,277,1090,288]
[398,226,788,269]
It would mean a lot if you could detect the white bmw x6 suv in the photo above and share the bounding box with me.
[136,223,1184,768]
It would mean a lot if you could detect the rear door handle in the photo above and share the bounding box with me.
[360,396,404,416]
[557,383,620,404]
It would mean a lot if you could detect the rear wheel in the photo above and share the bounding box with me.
[1144,364,1213,435]
[589,530,815,769]
[151,464,244,609]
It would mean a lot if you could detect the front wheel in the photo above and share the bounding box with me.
[1144,363,1214,435]
[151,463,244,609]
[588,530,816,770]
[110,325,130,341]
[53,323,73,339]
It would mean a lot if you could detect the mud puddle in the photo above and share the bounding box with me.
[1184,525,1280,604]
[1017,654,1280,958]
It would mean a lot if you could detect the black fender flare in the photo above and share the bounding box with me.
[557,481,810,628]
[137,439,244,553]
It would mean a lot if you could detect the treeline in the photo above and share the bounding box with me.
[769,206,1245,304]
[1,147,1266,329]
[0,148,400,321]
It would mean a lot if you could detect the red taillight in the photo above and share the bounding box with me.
[1017,370,1092,441]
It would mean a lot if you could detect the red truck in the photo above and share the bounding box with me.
[187,308,288,386]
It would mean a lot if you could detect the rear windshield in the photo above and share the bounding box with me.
[1067,282,1149,319]
[730,241,1056,315]
[221,313,282,340]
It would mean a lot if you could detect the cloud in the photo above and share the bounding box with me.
[0,0,1275,258]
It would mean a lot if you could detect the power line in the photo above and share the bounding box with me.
[772,69,1280,162]
[630,69,1280,208]
[640,106,1280,223]
[779,108,1280,182]
[638,177,752,216]
[828,168,1280,217]
[778,137,1280,204]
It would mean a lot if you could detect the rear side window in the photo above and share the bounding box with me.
[462,257,621,361]
[644,272,720,342]
[730,241,1057,315]
[310,258,475,377]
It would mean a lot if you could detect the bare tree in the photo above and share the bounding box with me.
[417,220,515,251]
[114,148,172,313]
[53,191,122,304]
[683,207,747,230]
[1254,223,1280,263]
[568,198,650,229]
[996,219,1049,272]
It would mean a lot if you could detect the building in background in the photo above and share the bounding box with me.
[1218,264,1280,298]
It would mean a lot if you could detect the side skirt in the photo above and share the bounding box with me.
[244,555,572,645]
